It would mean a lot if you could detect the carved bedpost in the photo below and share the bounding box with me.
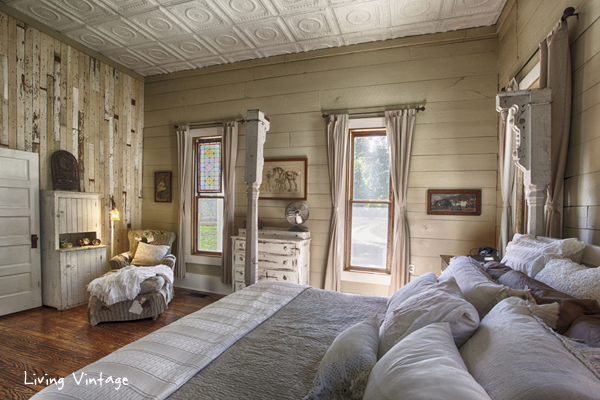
[496,89,551,237]
[244,110,270,285]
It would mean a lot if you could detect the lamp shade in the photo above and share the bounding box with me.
[109,209,120,221]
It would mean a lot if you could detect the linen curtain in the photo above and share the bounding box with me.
[324,114,349,291]
[175,125,190,279]
[385,109,416,295]
[539,19,572,238]
[221,121,238,284]
[498,106,517,255]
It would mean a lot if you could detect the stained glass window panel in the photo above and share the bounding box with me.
[197,140,222,193]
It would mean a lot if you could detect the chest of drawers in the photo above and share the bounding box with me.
[232,229,310,292]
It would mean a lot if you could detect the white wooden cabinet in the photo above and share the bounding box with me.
[232,228,310,292]
[40,191,107,310]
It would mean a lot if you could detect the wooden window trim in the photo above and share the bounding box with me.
[193,136,224,257]
[344,129,394,274]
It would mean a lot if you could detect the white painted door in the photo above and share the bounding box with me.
[0,148,41,316]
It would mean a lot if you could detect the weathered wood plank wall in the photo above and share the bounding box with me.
[143,27,499,295]
[497,0,600,244]
[0,12,144,258]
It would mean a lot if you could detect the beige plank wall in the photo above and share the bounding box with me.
[143,28,499,295]
[0,12,144,259]
[496,0,600,245]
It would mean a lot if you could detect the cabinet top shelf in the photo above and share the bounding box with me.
[57,245,107,252]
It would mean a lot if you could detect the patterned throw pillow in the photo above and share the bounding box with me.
[131,242,170,266]
[304,316,380,400]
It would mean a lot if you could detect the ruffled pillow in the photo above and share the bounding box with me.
[363,323,491,400]
[439,256,532,318]
[501,234,585,277]
[460,297,600,400]
[304,316,380,400]
[379,277,479,358]
[535,257,600,305]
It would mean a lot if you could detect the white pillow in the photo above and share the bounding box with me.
[131,242,170,266]
[535,257,600,305]
[379,277,479,358]
[439,256,532,318]
[364,323,491,400]
[387,272,437,310]
[460,297,600,400]
[501,234,585,277]
[304,316,380,400]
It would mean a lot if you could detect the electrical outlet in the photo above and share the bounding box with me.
[409,264,415,274]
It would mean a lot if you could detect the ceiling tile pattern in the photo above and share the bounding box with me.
[2,0,506,76]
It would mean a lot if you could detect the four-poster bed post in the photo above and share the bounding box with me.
[496,89,552,237]
[244,109,270,285]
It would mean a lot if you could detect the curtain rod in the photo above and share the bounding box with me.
[510,6,578,85]
[174,119,246,129]
[322,107,425,118]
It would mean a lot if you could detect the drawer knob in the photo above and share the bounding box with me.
[240,256,244,261]
[283,260,288,266]
[283,246,288,250]
[240,243,245,248]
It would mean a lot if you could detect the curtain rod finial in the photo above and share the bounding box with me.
[562,6,578,20]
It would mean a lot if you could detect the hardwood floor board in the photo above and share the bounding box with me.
[0,287,224,399]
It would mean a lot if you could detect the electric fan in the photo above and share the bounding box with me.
[285,202,309,232]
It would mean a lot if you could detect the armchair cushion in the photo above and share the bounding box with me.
[128,230,176,256]
[131,242,170,266]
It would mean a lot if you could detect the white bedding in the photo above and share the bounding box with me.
[87,264,174,306]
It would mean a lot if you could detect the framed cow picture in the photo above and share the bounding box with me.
[260,158,307,201]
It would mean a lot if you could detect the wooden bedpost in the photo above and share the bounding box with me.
[496,89,551,237]
[244,110,270,285]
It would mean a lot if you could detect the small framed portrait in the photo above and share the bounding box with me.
[427,189,481,215]
[155,171,172,203]
[260,158,307,201]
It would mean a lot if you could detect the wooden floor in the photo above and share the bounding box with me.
[0,288,224,399]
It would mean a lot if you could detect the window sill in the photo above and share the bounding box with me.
[341,270,391,286]
[185,254,221,266]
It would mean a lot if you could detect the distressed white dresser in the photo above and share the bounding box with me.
[40,191,107,310]
[232,228,311,292]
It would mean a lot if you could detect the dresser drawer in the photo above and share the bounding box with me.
[233,265,245,281]
[259,269,299,284]
[234,239,296,256]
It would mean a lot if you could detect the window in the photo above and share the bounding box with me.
[345,129,394,273]
[193,136,224,255]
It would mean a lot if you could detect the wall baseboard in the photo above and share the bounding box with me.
[174,273,232,296]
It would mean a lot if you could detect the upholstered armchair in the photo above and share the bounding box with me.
[87,229,177,326]
[109,229,176,270]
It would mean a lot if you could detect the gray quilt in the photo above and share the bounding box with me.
[168,287,387,400]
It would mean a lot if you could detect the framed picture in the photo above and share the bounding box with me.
[155,171,172,202]
[260,158,307,201]
[427,189,481,215]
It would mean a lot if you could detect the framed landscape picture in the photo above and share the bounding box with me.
[427,189,481,215]
[155,171,172,202]
[259,158,307,201]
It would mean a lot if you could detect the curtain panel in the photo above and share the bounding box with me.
[540,20,572,238]
[324,114,349,291]
[175,125,190,279]
[221,122,238,284]
[498,106,517,255]
[385,109,416,295]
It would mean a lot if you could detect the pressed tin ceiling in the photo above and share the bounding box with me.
[1,0,507,77]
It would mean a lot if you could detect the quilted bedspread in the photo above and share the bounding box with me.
[32,282,310,400]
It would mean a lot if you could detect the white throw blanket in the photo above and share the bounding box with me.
[87,265,174,306]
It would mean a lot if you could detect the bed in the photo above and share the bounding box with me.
[31,235,600,400]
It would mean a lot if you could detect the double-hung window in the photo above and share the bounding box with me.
[193,136,224,255]
[345,128,394,273]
